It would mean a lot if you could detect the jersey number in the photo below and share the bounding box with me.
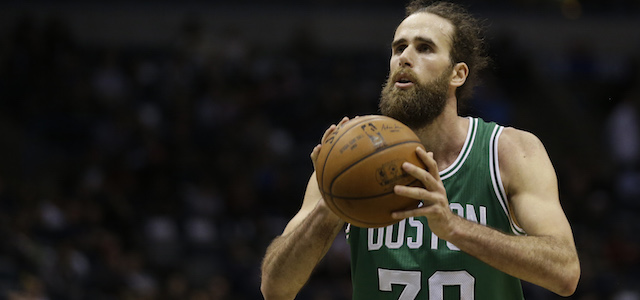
[378,269,475,300]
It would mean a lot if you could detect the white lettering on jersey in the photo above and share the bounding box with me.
[407,217,423,249]
[385,219,406,249]
[368,203,487,251]
[368,226,384,250]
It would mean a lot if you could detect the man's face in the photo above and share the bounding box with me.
[379,12,456,129]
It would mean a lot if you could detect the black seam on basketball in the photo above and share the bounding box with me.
[327,140,423,197]
[319,116,389,193]
[325,139,423,226]
[323,178,422,200]
[337,189,420,227]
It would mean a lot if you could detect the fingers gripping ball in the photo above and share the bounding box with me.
[316,115,426,228]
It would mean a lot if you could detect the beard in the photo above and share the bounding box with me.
[379,67,451,130]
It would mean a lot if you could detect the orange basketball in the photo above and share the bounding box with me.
[315,115,426,228]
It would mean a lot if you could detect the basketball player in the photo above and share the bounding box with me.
[261,1,580,299]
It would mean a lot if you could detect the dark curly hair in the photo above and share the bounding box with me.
[405,0,489,102]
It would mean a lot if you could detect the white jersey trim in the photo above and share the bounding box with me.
[440,117,477,180]
[489,125,526,236]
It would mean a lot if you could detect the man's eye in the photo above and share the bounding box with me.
[394,45,406,53]
[418,44,432,52]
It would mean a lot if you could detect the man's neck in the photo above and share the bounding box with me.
[412,105,469,172]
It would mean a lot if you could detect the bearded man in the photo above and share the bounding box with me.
[260,1,580,299]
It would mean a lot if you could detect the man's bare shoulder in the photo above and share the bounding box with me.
[498,126,547,160]
[497,127,553,194]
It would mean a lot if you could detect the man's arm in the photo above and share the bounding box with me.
[261,173,344,300]
[391,127,580,296]
[261,118,349,300]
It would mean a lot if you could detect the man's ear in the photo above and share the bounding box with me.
[451,62,469,88]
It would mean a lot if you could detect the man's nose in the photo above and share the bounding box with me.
[398,49,413,67]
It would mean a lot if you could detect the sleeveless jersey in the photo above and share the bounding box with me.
[347,117,526,300]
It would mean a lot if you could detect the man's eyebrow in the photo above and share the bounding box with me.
[391,38,407,49]
[391,36,438,49]
[415,36,437,48]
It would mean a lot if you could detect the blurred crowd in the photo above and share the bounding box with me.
[0,2,640,300]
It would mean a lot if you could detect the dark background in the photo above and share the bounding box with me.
[0,0,639,299]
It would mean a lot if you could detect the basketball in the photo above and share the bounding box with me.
[315,115,426,228]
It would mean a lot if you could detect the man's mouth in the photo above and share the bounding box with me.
[394,74,415,88]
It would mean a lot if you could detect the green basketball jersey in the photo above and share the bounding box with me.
[347,117,526,300]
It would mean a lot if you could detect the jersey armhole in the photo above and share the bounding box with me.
[490,126,526,236]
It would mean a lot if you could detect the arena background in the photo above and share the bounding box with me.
[0,0,639,299]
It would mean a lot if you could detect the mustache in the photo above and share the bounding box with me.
[390,67,418,83]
